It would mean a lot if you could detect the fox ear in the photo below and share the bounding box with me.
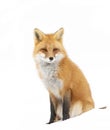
[34,28,45,42]
[54,28,64,40]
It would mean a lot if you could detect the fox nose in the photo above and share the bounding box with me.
[49,57,53,61]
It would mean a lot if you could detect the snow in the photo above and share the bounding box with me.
[0,0,110,130]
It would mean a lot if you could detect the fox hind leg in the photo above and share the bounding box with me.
[69,101,83,117]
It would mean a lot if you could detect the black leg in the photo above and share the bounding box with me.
[63,89,71,120]
[47,98,56,124]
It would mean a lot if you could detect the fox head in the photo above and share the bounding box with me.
[33,28,67,64]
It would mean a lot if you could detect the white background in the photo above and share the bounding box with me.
[0,0,110,130]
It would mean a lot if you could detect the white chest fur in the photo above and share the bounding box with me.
[38,61,63,99]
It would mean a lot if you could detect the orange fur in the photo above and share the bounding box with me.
[33,28,94,123]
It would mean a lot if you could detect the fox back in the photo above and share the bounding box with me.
[33,28,94,124]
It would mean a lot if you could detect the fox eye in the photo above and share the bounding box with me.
[53,48,59,51]
[40,48,48,52]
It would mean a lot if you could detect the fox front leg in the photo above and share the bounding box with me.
[62,89,71,120]
[47,98,56,124]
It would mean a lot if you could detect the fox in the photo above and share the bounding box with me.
[33,28,95,124]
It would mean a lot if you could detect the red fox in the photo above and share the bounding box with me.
[33,28,95,124]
